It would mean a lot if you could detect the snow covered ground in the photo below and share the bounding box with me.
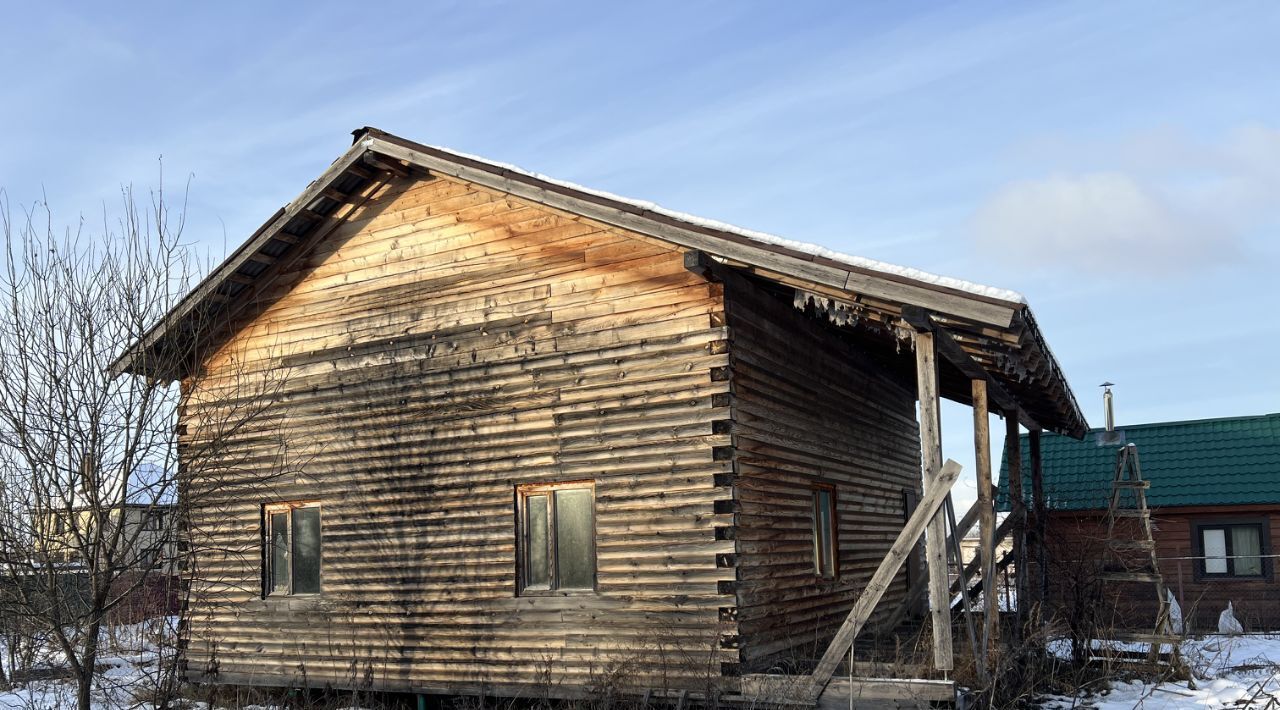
[0,619,1274,709]
[0,618,176,710]
[1041,633,1280,709]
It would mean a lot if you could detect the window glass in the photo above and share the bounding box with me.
[555,489,594,589]
[291,507,322,594]
[270,511,290,593]
[518,484,595,593]
[525,495,550,588]
[1202,528,1228,574]
[1232,526,1263,576]
[813,488,836,577]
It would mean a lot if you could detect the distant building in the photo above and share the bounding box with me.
[42,503,178,574]
[999,413,1280,631]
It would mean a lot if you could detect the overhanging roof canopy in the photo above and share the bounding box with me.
[114,127,1088,438]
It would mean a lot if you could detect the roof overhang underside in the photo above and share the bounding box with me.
[112,128,1088,439]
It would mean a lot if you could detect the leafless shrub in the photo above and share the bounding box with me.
[0,182,291,709]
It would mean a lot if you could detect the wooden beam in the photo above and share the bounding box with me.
[817,677,956,707]
[682,249,723,281]
[973,379,999,664]
[226,273,253,286]
[809,460,964,695]
[901,305,1043,431]
[245,252,277,265]
[1005,414,1028,638]
[868,489,991,637]
[952,513,1014,600]
[320,187,352,203]
[912,330,952,673]
[363,153,411,179]
[1030,428,1048,610]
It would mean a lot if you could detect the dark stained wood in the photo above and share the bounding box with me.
[1005,415,1027,636]
[719,269,923,670]
[809,460,963,693]
[901,305,1041,432]
[1030,429,1048,608]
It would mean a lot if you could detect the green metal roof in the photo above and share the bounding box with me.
[997,413,1280,511]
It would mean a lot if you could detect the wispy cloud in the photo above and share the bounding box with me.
[970,125,1280,275]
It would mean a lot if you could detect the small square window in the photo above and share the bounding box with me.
[1196,521,1267,579]
[518,482,595,594]
[812,485,838,578]
[264,502,322,596]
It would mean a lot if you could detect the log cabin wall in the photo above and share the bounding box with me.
[720,273,923,670]
[178,174,740,696]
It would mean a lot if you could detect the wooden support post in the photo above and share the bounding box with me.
[972,380,998,661]
[944,496,981,676]
[1030,429,1048,613]
[808,460,965,696]
[913,330,952,673]
[1005,414,1027,639]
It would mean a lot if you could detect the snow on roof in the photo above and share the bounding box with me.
[378,138,1028,306]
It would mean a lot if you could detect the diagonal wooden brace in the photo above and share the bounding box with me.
[807,459,964,698]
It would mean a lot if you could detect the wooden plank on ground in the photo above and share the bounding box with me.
[818,678,956,708]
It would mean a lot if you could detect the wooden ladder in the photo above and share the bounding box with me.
[1097,444,1179,667]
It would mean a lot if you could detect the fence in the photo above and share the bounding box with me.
[1159,553,1280,634]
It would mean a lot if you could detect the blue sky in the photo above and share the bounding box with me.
[1,2,1277,510]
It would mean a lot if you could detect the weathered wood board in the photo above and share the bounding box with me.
[179,172,933,697]
[720,270,923,670]
[181,175,737,693]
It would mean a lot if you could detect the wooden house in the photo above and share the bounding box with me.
[999,414,1280,633]
[114,128,1086,704]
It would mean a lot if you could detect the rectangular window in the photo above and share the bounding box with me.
[812,485,838,578]
[1197,521,1267,579]
[518,482,595,593]
[264,502,322,596]
[140,546,162,569]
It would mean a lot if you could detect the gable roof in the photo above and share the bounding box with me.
[112,127,1088,437]
[997,413,1280,510]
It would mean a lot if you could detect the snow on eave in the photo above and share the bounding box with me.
[364,136,1029,307]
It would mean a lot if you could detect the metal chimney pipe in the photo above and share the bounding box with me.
[1101,382,1115,432]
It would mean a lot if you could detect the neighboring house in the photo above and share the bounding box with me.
[43,503,178,574]
[23,503,179,623]
[998,414,1280,632]
[112,128,1085,699]
[959,526,1012,572]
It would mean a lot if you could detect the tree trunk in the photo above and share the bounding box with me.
[77,618,101,710]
